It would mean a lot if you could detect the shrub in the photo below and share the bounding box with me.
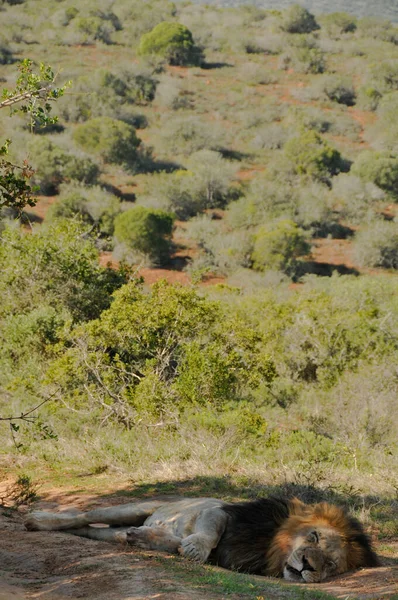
[320,75,356,106]
[251,219,310,276]
[226,178,297,229]
[29,139,99,195]
[47,183,121,237]
[0,220,126,322]
[114,206,174,264]
[353,220,398,269]
[280,5,319,34]
[185,214,252,275]
[352,151,398,198]
[70,11,121,45]
[251,124,288,150]
[357,17,398,45]
[0,36,13,65]
[331,174,385,224]
[138,22,203,66]
[284,130,343,181]
[365,93,398,151]
[45,280,276,424]
[320,12,357,37]
[284,46,326,74]
[158,116,223,156]
[143,151,238,219]
[73,117,141,167]
[356,86,382,111]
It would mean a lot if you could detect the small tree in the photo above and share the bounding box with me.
[321,12,357,37]
[114,206,174,264]
[138,22,203,66]
[284,130,343,180]
[281,5,319,34]
[353,220,398,269]
[47,183,121,237]
[251,219,309,276]
[73,117,141,167]
[30,139,99,195]
[352,151,398,198]
[321,75,356,106]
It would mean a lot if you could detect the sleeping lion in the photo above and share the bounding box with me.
[25,496,379,583]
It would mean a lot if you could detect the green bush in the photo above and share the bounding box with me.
[320,12,357,37]
[0,220,126,322]
[73,117,141,167]
[284,130,343,181]
[251,219,309,276]
[353,220,398,269]
[352,150,398,198]
[357,17,398,44]
[138,22,203,66]
[45,280,276,424]
[47,183,121,237]
[280,5,319,34]
[114,206,174,264]
[29,139,99,195]
[320,75,356,106]
[158,116,222,156]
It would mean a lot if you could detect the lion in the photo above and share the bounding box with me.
[25,496,379,583]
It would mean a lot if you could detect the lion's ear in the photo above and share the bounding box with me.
[346,517,380,568]
[288,498,308,516]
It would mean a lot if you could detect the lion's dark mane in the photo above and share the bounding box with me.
[211,497,290,574]
[210,497,378,575]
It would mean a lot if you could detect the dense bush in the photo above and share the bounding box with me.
[357,17,398,44]
[352,150,398,198]
[251,219,309,276]
[47,183,121,238]
[142,151,237,219]
[353,220,398,269]
[0,220,126,322]
[29,139,99,195]
[158,115,223,156]
[284,130,343,181]
[320,75,356,106]
[73,117,141,167]
[138,22,203,66]
[60,68,156,123]
[114,206,174,265]
[280,5,319,34]
[185,214,252,275]
[46,281,276,425]
[320,12,357,37]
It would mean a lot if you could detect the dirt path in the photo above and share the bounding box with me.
[1,494,397,600]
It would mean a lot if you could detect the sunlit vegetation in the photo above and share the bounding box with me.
[0,0,397,515]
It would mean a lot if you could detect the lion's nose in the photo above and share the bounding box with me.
[301,557,315,572]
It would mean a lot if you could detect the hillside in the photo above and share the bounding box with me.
[186,0,398,23]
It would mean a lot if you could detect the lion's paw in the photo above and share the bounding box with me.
[126,526,153,549]
[179,534,212,563]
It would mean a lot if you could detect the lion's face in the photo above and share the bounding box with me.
[283,525,347,583]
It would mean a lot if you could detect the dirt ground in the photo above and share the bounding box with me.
[0,493,397,600]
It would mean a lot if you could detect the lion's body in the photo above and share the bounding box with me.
[25,496,378,583]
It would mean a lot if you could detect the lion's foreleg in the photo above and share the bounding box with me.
[126,526,182,553]
[179,507,228,563]
[64,526,131,543]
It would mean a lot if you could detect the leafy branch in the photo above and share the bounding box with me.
[0,59,71,213]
